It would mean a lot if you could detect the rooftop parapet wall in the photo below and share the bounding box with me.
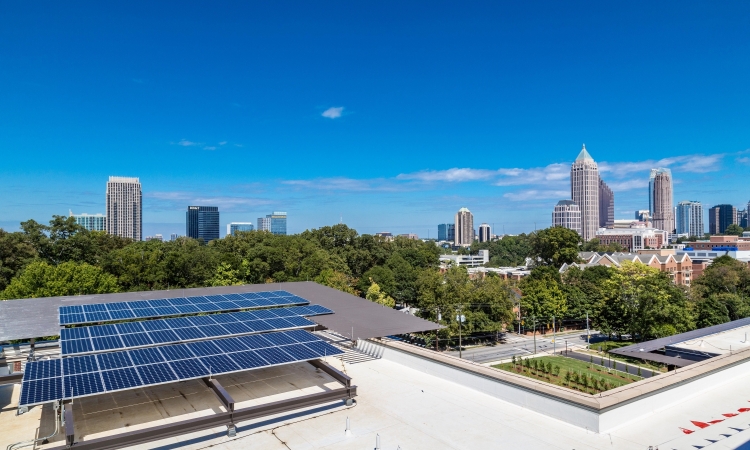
[361,338,750,433]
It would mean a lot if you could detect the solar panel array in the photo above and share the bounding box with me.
[59,291,308,325]
[59,305,333,356]
[20,330,343,407]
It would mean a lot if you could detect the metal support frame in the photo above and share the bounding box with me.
[64,403,75,447]
[51,386,356,450]
[308,359,351,388]
[203,378,235,413]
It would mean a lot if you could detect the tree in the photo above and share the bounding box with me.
[0,229,37,291]
[519,270,568,333]
[1,260,119,299]
[471,234,533,267]
[315,268,359,295]
[695,295,730,328]
[365,280,395,307]
[724,224,745,236]
[529,227,581,267]
[580,238,626,253]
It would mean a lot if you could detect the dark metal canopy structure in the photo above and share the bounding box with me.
[0,281,441,342]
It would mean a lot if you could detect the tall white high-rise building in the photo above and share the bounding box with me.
[478,223,491,243]
[552,200,582,235]
[105,176,142,241]
[649,168,674,233]
[454,207,474,247]
[676,201,704,237]
[570,144,599,241]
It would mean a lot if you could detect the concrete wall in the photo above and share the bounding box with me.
[359,339,750,434]
[357,339,601,432]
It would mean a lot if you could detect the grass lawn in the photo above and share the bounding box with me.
[493,355,641,394]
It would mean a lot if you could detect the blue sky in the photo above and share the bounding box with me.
[1,1,749,237]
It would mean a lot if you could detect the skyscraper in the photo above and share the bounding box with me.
[438,223,455,241]
[478,223,491,243]
[454,207,474,247]
[598,178,614,228]
[570,144,599,241]
[676,201,704,237]
[552,200,582,235]
[186,206,220,243]
[227,222,254,236]
[635,210,651,223]
[105,176,142,241]
[70,211,106,232]
[649,168,675,233]
[708,204,737,234]
[257,212,287,235]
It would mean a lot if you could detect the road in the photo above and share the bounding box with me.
[445,331,593,364]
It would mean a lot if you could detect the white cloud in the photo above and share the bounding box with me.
[174,139,202,147]
[322,107,344,119]
[219,141,227,146]
[737,157,750,165]
[283,177,402,192]
[503,190,570,201]
[397,168,497,183]
[203,146,217,151]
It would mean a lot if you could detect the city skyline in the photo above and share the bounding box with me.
[1,3,749,237]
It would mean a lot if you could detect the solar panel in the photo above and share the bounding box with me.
[20,330,344,407]
[141,319,172,331]
[62,339,93,355]
[148,329,180,344]
[58,290,308,325]
[115,322,145,334]
[92,336,125,351]
[23,359,62,381]
[137,363,178,384]
[101,367,142,391]
[89,324,118,337]
[172,327,206,341]
[120,332,153,348]
[60,327,89,340]
[186,315,217,326]
[220,322,253,335]
[198,325,229,337]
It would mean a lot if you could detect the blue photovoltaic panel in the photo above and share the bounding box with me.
[23,359,62,381]
[115,322,145,334]
[92,336,125,351]
[89,324,118,337]
[60,305,84,315]
[20,378,63,406]
[229,350,268,369]
[63,355,99,375]
[185,341,222,357]
[210,314,238,324]
[265,318,295,330]
[254,347,296,365]
[172,327,206,341]
[128,347,165,365]
[167,317,194,328]
[62,339,93,355]
[148,329,180,344]
[305,305,333,315]
[105,301,132,311]
[141,319,171,331]
[101,367,142,391]
[159,344,194,361]
[148,299,171,308]
[169,359,209,379]
[248,309,277,320]
[285,316,316,327]
[83,304,107,313]
[201,354,240,374]
[58,290,309,325]
[198,325,230,337]
[64,372,105,398]
[167,297,190,306]
[60,327,89,340]
[137,363,178,384]
[121,333,154,348]
[213,337,248,353]
[96,352,132,370]
[246,321,275,332]
[186,315,217,326]
[220,322,253,335]
[109,309,136,320]
[20,330,343,407]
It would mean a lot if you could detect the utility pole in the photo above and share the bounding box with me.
[553,316,556,355]
[586,311,590,348]
[532,316,537,354]
[458,305,463,359]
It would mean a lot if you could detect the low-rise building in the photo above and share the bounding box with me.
[562,249,693,286]
[595,226,667,252]
[439,249,489,268]
[466,265,530,280]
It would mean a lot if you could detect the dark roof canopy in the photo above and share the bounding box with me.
[0,282,441,342]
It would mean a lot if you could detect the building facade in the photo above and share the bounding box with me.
[552,200,582,235]
[708,204,738,234]
[565,250,693,286]
[635,210,651,223]
[649,168,675,233]
[105,176,142,241]
[227,222,254,236]
[439,249,489,268]
[570,144,599,241]
[257,212,287,235]
[438,223,455,242]
[454,207,474,247]
[70,212,106,232]
[595,227,668,252]
[676,201,704,237]
[598,178,614,228]
[478,223,491,243]
[186,206,220,243]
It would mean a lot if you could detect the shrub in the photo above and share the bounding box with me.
[512,355,516,366]
[545,362,552,374]
[553,365,560,377]
[637,366,642,377]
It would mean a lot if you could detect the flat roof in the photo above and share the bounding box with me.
[0,282,441,342]
[669,324,750,356]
